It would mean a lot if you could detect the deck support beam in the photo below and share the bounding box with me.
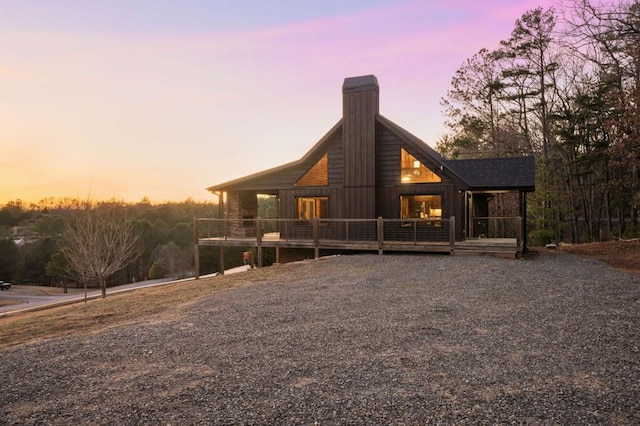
[219,247,225,275]
[194,216,200,279]
[449,216,455,253]
[194,244,200,279]
[377,216,384,255]
[256,218,263,268]
[313,217,319,259]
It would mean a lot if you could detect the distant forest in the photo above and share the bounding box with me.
[438,1,640,243]
[0,197,276,287]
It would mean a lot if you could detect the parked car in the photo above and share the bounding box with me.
[0,281,11,290]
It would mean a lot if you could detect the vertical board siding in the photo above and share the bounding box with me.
[327,129,344,186]
[342,86,378,219]
[343,91,377,190]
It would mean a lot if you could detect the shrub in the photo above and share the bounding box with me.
[528,229,556,246]
[622,224,640,239]
[148,261,167,280]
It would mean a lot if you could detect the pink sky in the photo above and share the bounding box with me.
[0,0,556,205]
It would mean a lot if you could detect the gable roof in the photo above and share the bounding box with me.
[206,120,342,193]
[444,156,536,191]
[207,114,536,193]
[207,75,536,195]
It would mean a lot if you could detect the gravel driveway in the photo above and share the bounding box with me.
[1,252,639,424]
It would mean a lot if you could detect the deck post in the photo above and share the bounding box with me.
[256,218,263,268]
[313,217,319,259]
[377,216,384,255]
[219,247,225,275]
[194,244,200,279]
[275,246,280,264]
[449,216,455,253]
[194,217,200,279]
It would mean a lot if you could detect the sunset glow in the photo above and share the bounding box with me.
[0,0,555,205]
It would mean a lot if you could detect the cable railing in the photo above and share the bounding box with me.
[194,216,522,277]
[195,217,454,246]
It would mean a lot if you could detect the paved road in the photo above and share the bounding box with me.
[0,265,251,317]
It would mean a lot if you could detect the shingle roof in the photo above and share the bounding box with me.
[444,156,536,191]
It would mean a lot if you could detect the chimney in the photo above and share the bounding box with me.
[342,75,379,189]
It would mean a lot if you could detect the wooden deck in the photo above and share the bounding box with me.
[194,217,523,277]
[197,234,517,255]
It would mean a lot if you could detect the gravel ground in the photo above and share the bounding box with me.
[1,252,639,424]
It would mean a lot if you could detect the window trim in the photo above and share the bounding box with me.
[295,196,328,224]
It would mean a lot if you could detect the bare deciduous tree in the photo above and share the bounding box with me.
[61,210,142,299]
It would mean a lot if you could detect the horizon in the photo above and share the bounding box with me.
[1,0,555,205]
[0,195,219,209]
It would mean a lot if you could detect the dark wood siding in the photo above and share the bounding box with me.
[342,187,375,219]
[343,90,377,190]
[342,84,378,219]
[326,130,343,186]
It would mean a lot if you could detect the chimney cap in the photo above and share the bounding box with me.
[342,75,379,93]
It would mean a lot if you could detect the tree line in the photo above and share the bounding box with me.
[0,198,275,290]
[438,0,640,244]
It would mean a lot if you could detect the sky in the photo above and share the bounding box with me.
[0,0,556,205]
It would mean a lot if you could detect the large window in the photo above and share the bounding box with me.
[400,195,442,220]
[400,148,441,183]
[296,197,328,222]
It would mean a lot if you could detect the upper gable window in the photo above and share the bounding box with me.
[400,148,441,184]
[295,154,328,187]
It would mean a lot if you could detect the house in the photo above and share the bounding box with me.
[202,75,535,266]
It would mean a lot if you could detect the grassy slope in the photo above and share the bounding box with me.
[0,267,277,349]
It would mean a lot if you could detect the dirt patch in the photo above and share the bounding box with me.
[0,299,23,308]
[557,239,640,274]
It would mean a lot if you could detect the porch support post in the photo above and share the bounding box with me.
[468,193,474,239]
[521,191,528,253]
[275,246,280,264]
[516,216,523,253]
[377,216,384,255]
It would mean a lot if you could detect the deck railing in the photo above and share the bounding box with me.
[195,217,454,246]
